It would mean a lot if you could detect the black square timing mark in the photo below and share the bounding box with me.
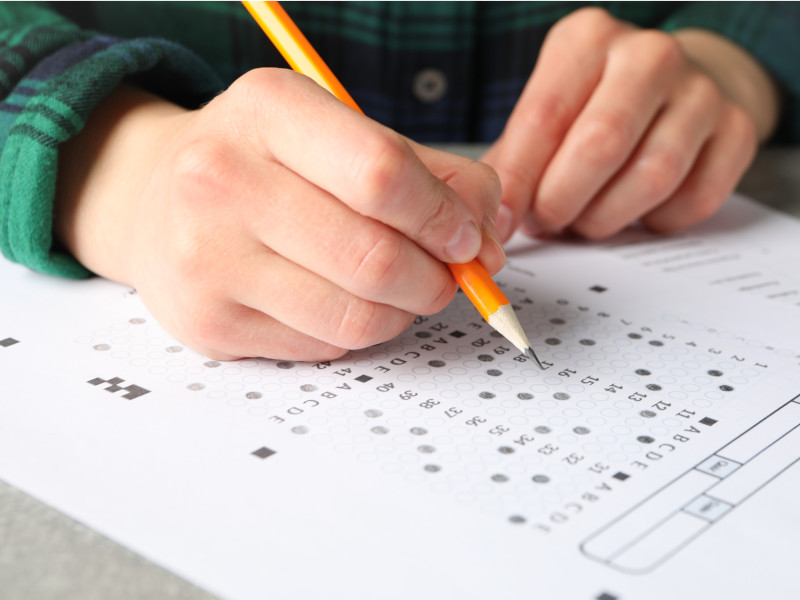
[88,376,150,400]
[251,447,276,459]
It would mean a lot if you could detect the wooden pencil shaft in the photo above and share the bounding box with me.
[242,1,361,113]
[447,261,506,321]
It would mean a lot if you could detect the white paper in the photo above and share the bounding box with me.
[1,193,799,600]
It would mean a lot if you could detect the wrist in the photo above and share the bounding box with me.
[54,84,189,283]
[673,28,781,143]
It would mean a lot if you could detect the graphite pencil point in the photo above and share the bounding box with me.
[525,346,544,370]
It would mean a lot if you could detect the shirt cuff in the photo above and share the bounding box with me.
[0,34,222,278]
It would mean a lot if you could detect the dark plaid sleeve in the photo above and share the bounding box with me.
[659,1,800,145]
[0,2,223,278]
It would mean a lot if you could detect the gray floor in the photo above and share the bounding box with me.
[0,479,218,600]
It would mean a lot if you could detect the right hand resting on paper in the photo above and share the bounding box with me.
[54,69,504,361]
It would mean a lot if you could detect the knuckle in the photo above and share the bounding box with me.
[186,303,233,353]
[725,104,758,150]
[532,197,575,231]
[682,194,725,226]
[169,235,205,282]
[559,7,616,34]
[350,132,409,210]
[332,298,381,349]
[161,208,229,284]
[572,217,617,240]
[577,111,635,170]
[312,345,350,362]
[332,300,413,350]
[685,72,722,110]
[517,92,574,145]
[635,149,685,200]
[630,30,683,73]
[490,158,535,204]
[411,191,455,240]
[470,160,503,210]
[348,228,404,294]
[426,275,458,314]
[171,137,237,199]
[545,8,625,58]
[230,67,296,99]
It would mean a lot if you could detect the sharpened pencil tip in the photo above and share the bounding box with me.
[525,347,544,370]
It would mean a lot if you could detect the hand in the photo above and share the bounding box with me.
[55,70,503,361]
[483,7,779,241]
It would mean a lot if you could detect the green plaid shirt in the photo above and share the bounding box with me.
[2,1,799,278]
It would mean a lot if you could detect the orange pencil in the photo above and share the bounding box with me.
[241,0,542,368]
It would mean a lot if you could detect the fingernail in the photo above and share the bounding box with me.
[496,204,513,241]
[482,215,506,262]
[444,220,482,263]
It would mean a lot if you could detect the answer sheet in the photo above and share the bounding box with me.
[1,193,799,600]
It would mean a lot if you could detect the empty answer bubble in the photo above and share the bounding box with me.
[78,277,775,544]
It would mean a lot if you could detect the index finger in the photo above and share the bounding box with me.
[482,9,628,236]
[237,69,488,265]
